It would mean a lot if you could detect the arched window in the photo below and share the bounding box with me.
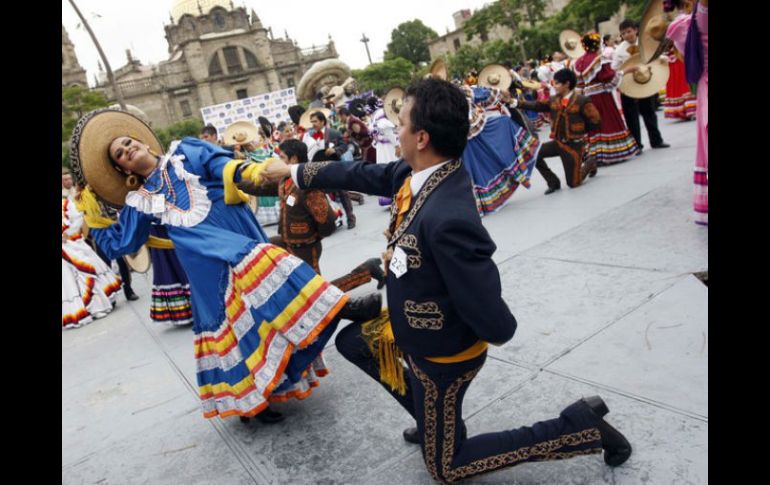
[244,50,258,69]
[209,54,223,76]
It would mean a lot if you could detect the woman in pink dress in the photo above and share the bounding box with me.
[666,0,708,225]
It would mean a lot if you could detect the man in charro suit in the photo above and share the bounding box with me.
[301,110,358,229]
[262,78,632,483]
[512,68,601,195]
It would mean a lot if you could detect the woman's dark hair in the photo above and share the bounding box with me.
[404,78,470,159]
[338,107,351,116]
[309,110,327,125]
[603,34,612,43]
[553,68,578,90]
[277,121,287,131]
[279,139,308,164]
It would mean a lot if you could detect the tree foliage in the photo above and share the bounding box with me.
[155,118,204,151]
[352,57,416,95]
[384,20,439,65]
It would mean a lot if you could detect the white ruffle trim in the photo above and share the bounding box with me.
[126,140,211,228]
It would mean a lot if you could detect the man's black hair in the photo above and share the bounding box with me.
[603,34,612,43]
[553,68,578,90]
[278,139,308,164]
[338,107,351,116]
[309,110,327,125]
[201,124,218,137]
[404,78,470,159]
[619,19,639,31]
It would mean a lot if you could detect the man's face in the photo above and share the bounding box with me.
[283,125,294,139]
[200,132,216,143]
[620,27,638,44]
[62,173,73,189]
[397,97,419,165]
[553,79,570,97]
[279,151,298,165]
[553,52,565,62]
[310,115,325,131]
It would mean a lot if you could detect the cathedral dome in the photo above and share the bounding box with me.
[171,0,233,23]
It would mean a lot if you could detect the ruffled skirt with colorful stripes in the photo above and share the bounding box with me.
[195,243,347,419]
[462,115,541,216]
[62,239,121,329]
[664,59,697,121]
[585,91,639,165]
[149,227,193,326]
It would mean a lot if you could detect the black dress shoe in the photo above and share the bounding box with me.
[578,396,632,467]
[256,406,285,424]
[363,257,386,289]
[651,143,670,149]
[124,287,139,301]
[239,406,286,424]
[544,185,561,195]
[403,423,467,444]
[338,293,382,321]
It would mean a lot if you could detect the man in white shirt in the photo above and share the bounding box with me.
[612,19,670,153]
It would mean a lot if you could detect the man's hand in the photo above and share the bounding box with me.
[262,158,291,183]
[324,147,336,156]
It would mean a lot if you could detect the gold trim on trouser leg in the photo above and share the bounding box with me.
[409,357,602,483]
[556,140,583,187]
[408,356,442,482]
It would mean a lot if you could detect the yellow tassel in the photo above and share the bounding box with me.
[146,235,175,249]
[74,187,115,229]
[360,309,407,396]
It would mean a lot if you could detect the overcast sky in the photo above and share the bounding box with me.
[62,0,494,87]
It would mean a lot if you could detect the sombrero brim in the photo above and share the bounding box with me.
[639,0,665,63]
[560,30,586,59]
[124,245,151,273]
[619,54,670,99]
[383,87,406,126]
[478,64,513,90]
[70,109,162,208]
[223,121,260,145]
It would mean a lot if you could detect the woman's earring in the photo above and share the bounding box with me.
[125,174,140,188]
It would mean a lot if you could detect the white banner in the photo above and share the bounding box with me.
[200,88,297,137]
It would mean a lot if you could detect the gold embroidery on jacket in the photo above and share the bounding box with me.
[404,300,444,330]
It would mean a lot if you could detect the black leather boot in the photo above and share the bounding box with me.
[363,257,386,289]
[576,395,632,467]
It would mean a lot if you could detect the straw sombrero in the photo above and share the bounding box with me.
[639,0,669,63]
[223,121,260,146]
[478,64,513,90]
[124,245,151,273]
[69,109,163,208]
[383,87,406,126]
[560,29,586,59]
[427,58,448,80]
[619,54,670,99]
[299,107,332,130]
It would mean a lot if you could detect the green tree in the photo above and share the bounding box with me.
[463,0,548,61]
[155,118,204,151]
[482,39,520,65]
[384,20,439,65]
[62,85,110,142]
[446,45,484,80]
[352,57,416,95]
